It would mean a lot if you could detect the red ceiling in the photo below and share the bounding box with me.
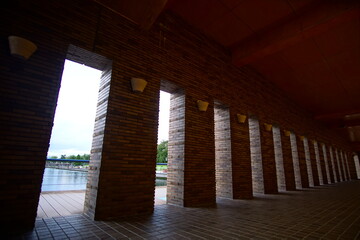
[167,0,360,149]
[91,0,360,149]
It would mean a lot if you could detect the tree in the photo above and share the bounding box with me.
[156,140,168,163]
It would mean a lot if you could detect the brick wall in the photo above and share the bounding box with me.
[329,147,338,182]
[249,117,264,194]
[309,141,320,186]
[0,0,355,231]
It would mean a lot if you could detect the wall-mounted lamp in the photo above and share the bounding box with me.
[283,130,291,137]
[236,114,247,123]
[264,123,272,132]
[197,100,209,112]
[130,77,147,93]
[8,36,37,60]
[299,136,305,141]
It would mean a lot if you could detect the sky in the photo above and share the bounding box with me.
[47,60,170,157]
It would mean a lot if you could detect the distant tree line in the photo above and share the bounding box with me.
[49,154,90,160]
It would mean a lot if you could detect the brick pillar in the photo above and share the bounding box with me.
[273,127,286,191]
[314,141,324,185]
[308,140,319,186]
[84,66,112,219]
[0,44,64,232]
[340,151,348,181]
[329,147,338,182]
[167,91,186,206]
[347,153,358,180]
[249,117,264,194]
[260,123,278,194]
[85,72,160,220]
[303,138,314,187]
[322,144,331,184]
[281,130,296,190]
[344,152,351,180]
[184,96,215,206]
[335,149,343,181]
[168,94,215,207]
[296,136,309,188]
[231,112,253,199]
[354,155,360,179]
[326,146,335,183]
[214,103,232,198]
[318,142,328,184]
[290,133,302,189]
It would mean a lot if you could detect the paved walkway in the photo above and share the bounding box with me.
[18,181,360,239]
[37,187,167,219]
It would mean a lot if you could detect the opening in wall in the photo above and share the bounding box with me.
[38,45,112,219]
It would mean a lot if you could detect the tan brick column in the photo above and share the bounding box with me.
[326,145,335,183]
[335,149,343,181]
[296,136,309,188]
[318,142,328,184]
[280,130,296,190]
[231,112,253,199]
[260,123,278,194]
[168,94,216,207]
[308,141,320,186]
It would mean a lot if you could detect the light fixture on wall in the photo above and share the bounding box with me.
[8,36,37,60]
[130,77,147,93]
[237,114,247,123]
[284,130,291,137]
[299,136,305,141]
[197,100,209,112]
[264,123,272,132]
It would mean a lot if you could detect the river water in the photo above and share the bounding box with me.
[41,168,166,192]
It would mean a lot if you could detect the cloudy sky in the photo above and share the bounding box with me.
[47,60,170,157]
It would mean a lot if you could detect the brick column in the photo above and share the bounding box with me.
[329,147,338,182]
[314,141,324,185]
[354,155,360,179]
[322,144,331,184]
[344,153,351,180]
[231,112,252,199]
[85,72,160,220]
[303,138,314,187]
[214,103,232,198]
[281,130,296,190]
[335,149,343,181]
[308,140,320,186]
[260,123,278,194]
[273,127,286,191]
[249,117,264,194]
[296,136,309,188]
[290,133,302,189]
[167,93,216,207]
[347,153,358,180]
[326,146,335,183]
[340,151,348,181]
[318,142,328,184]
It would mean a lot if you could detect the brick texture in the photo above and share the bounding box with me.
[322,144,331,184]
[260,123,278,194]
[318,143,328,184]
[309,141,320,186]
[0,0,355,232]
[214,103,232,198]
[335,149,344,181]
[273,127,286,191]
[230,111,253,199]
[280,130,296,190]
[329,147,338,182]
[249,117,264,194]
[296,136,309,188]
[290,133,302,189]
[303,138,314,187]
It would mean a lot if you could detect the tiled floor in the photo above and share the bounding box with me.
[15,181,360,239]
